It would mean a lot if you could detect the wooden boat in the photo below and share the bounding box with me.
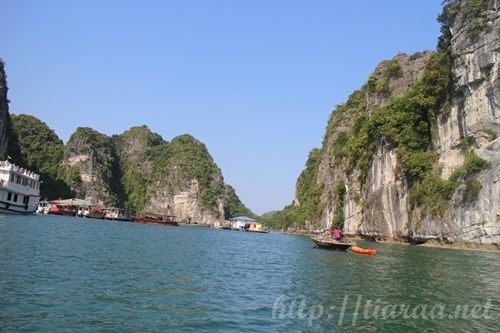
[311,236,354,251]
[48,204,77,217]
[351,245,377,255]
[48,204,63,215]
[87,206,105,219]
[132,213,179,226]
[247,229,270,233]
[104,207,131,221]
[49,199,91,217]
[61,206,77,217]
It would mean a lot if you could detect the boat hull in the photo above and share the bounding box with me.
[0,161,41,215]
[106,217,132,222]
[61,210,77,217]
[0,189,39,214]
[247,229,270,233]
[311,236,354,251]
[87,214,105,219]
[132,215,179,226]
[134,219,179,226]
[351,246,377,255]
[0,206,36,214]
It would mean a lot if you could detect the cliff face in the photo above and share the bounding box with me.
[0,61,10,160]
[114,129,252,223]
[112,126,163,213]
[139,134,227,224]
[59,125,252,223]
[62,127,118,205]
[6,110,252,221]
[2,56,250,218]
[432,0,499,244]
[315,52,435,238]
[288,0,499,247]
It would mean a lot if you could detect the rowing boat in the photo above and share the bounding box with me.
[311,236,354,251]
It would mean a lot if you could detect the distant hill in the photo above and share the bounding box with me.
[6,113,253,224]
[261,211,278,218]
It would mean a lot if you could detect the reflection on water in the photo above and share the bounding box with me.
[0,214,498,332]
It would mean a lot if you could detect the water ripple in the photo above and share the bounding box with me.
[0,215,498,332]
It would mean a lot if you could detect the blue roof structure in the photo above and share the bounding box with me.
[231,216,256,222]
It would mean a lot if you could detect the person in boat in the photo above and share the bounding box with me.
[331,227,343,241]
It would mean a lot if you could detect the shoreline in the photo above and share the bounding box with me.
[279,229,500,252]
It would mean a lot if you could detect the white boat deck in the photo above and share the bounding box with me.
[0,160,41,213]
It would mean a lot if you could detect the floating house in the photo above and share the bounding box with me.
[229,216,256,231]
[47,198,92,216]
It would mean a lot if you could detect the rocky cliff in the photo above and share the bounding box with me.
[112,128,253,223]
[137,133,227,224]
[280,0,499,248]
[62,127,119,205]
[0,59,252,221]
[431,0,499,245]
[8,118,252,222]
[0,61,10,160]
[111,126,163,212]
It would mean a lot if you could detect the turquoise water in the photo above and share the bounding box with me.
[0,215,498,332]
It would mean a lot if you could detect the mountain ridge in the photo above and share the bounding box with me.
[267,0,499,248]
[6,113,254,223]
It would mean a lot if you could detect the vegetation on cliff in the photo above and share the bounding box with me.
[112,127,252,217]
[438,0,492,47]
[112,126,163,214]
[260,148,324,229]
[149,134,226,215]
[223,184,256,219]
[7,114,77,199]
[64,127,120,205]
[8,118,253,218]
[264,0,491,229]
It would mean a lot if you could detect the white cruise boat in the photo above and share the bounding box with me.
[0,160,41,214]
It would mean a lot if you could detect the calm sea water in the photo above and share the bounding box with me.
[0,214,498,332]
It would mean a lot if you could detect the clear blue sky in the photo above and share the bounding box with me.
[1,0,443,215]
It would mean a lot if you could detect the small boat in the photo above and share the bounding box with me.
[132,213,179,226]
[247,229,270,233]
[86,206,106,219]
[311,236,354,251]
[60,206,77,217]
[36,201,51,214]
[104,207,131,221]
[49,198,91,217]
[351,245,377,255]
[48,204,63,215]
[49,204,77,216]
